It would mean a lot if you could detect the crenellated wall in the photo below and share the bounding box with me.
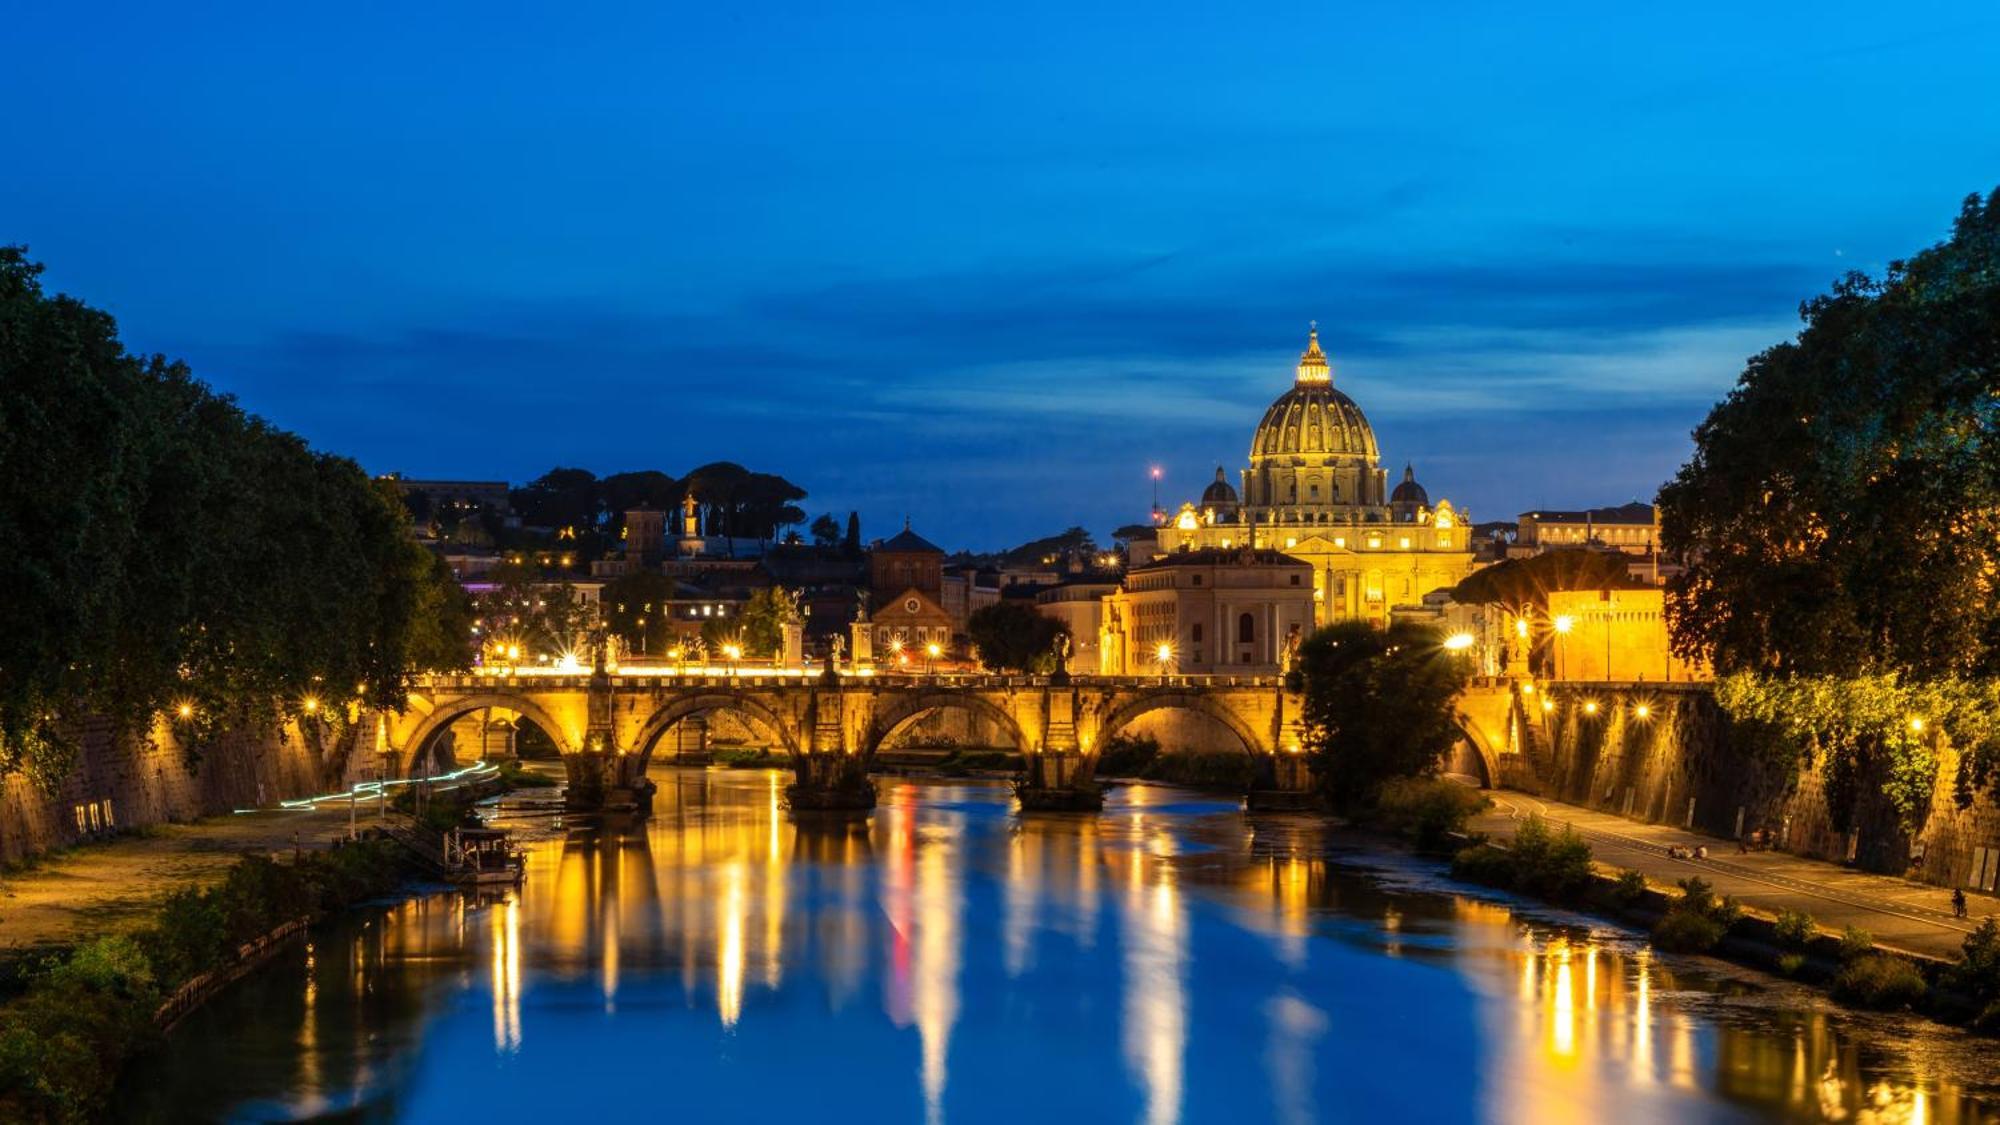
[0,717,361,865]
[1518,685,2000,890]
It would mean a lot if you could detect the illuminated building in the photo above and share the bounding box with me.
[1098,549,1316,674]
[1148,327,1477,626]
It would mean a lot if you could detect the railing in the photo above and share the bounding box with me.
[414,671,1287,691]
[153,916,310,1031]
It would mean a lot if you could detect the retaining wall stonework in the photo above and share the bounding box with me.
[1527,688,2000,890]
[0,718,359,865]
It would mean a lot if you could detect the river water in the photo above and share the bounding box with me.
[121,768,2000,1123]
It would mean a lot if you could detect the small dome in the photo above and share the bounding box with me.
[1390,463,1429,506]
[1201,467,1239,505]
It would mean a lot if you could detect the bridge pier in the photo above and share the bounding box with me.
[563,752,656,816]
[1015,750,1103,812]
[787,752,876,811]
[1247,753,1320,812]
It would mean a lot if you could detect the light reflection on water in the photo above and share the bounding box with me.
[121,769,2000,1123]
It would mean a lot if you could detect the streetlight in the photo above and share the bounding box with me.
[1443,632,1475,652]
[925,641,942,674]
[723,642,743,676]
[1154,641,1176,676]
[1551,614,1573,681]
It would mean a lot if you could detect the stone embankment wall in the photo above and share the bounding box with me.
[1518,686,2000,892]
[0,717,363,865]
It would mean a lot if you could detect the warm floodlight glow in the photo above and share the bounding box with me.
[1909,716,1925,734]
[723,644,743,661]
[1515,617,1528,638]
[302,697,319,714]
[1553,615,1574,635]
[1634,704,1650,720]
[175,702,194,720]
[1582,700,1599,715]
[1443,632,1475,652]
[925,643,941,658]
[1154,642,1175,667]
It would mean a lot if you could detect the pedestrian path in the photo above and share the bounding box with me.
[1470,790,1993,961]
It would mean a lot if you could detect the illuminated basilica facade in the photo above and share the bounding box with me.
[1148,328,1477,626]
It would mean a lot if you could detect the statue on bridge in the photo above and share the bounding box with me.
[1049,632,1073,686]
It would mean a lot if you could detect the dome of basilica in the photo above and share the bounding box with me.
[1200,467,1239,505]
[1248,327,1381,465]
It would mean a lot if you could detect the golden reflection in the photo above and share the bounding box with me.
[491,896,521,1052]
[914,824,962,1125]
[1119,826,1187,1125]
[718,861,745,1028]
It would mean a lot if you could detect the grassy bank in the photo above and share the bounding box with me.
[0,839,416,1122]
[1446,814,2000,1035]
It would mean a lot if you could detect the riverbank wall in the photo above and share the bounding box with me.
[0,717,366,865]
[1515,685,2000,891]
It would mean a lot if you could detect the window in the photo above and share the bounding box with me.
[1290,574,1301,585]
[1192,623,1203,643]
[1192,574,1203,586]
[1238,613,1255,643]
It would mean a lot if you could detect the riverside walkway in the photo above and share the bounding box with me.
[1472,790,1993,961]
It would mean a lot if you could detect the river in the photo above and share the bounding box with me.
[119,768,2000,1123]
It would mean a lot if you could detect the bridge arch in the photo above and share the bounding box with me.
[1096,691,1268,756]
[1448,712,1504,789]
[866,692,1029,756]
[633,692,801,761]
[398,692,578,776]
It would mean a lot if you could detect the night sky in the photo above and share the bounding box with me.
[7,2,1997,548]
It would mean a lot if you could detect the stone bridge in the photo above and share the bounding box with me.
[377,669,1559,813]
[382,669,1319,811]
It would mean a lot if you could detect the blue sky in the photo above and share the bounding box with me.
[6,1,1997,548]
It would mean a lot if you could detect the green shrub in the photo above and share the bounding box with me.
[1094,733,1160,777]
[1774,908,1816,952]
[1832,953,1927,1010]
[1142,750,1257,790]
[1373,777,1489,852]
[1838,925,1876,962]
[1653,907,1727,953]
[1611,869,1649,907]
[1450,843,1517,887]
[1777,952,1806,977]
[1974,999,2000,1035]
[1449,815,1593,902]
[1651,877,1742,954]
[1942,917,2000,1009]
[713,748,779,768]
[0,839,410,1122]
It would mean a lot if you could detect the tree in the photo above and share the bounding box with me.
[602,571,679,655]
[1660,188,2000,680]
[510,468,601,533]
[1295,621,1474,809]
[0,246,468,785]
[966,602,1067,672]
[843,511,862,556]
[999,526,1097,568]
[810,513,841,548]
[473,561,593,662]
[735,587,801,659]
[1452,549,1643,613]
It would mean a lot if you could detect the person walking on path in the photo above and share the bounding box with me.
[1954,889,1968,919]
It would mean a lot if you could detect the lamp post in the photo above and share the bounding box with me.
[1552,614,1573,681]
[1154,641,1176,678]
[925,641,942,676]
[723,642,743,677]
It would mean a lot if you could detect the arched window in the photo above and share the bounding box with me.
[1192,623,1204,643]
[1237,613,1255,644]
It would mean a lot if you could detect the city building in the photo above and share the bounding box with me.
[1098,549,1315,675]
[857,524,957,660]
[1541,587,1707,682]
[1515,502,1658,555]
[1149,328,1478,625]
[1033,577,1121,675]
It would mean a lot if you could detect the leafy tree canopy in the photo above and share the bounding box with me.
[0,247,469,785]
[966,602,1067,673]
[1295,620,1474,809]
[1660,188,2000,680]
[601,571,679,655]
[1452,549,1646,611]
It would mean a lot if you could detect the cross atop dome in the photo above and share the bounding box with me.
[1295,323,1331,385]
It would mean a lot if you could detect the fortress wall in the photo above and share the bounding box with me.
[0,718,348,865]
[1529,687,2000,889]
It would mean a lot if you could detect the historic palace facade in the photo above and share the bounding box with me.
[1145,328,1476,626]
